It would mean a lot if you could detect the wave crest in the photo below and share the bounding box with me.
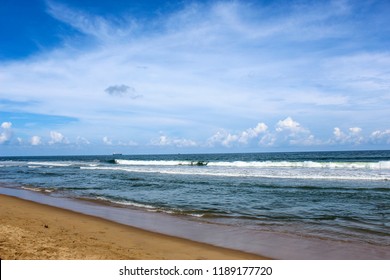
[115,159,390,170]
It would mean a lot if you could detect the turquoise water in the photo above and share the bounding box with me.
[1,150,389,250]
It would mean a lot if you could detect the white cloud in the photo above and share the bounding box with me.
[270,117,319,146]
[276,117,306,133]
[153,135,170,146]
[210,118,319,147]
[208,122,268,147]
[30,136,42,146]
[349,127,362,134]
[222,134,239,147]
[102,136,113,145]
[259,133,277,147]
[49,131,69,145]
[207,130,229,147]
[151,135,197,147]
[208,120,388,148]
[332,126,364,145]
[1,122,12,129]
[238,122,268,144]
[0,122,13,144]
[333,127,344,139]
[370,130,390,144]
[208,120,323,147]
[76,136,90,145]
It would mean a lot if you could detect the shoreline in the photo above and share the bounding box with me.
[0,193,267,260]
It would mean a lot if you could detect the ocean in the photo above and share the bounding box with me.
[1,150,389,259]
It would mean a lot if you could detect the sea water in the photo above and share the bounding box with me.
[1,150,389,258]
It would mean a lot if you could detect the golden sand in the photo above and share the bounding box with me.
[0,194,269,260]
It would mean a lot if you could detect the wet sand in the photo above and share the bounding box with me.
[0,194,268,260]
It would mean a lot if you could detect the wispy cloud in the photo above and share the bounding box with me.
[1,0,389,153]
[46,0,135,42]
[76,136,90,145]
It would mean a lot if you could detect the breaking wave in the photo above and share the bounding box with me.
[114,159,390,170]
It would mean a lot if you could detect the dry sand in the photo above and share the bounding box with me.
[0,194,269,260]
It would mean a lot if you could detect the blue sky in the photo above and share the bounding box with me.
[1,0,390,155]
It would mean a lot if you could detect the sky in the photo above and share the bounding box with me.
[1,0,390,156]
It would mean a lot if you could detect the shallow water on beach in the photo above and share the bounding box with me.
[1,150,390,258]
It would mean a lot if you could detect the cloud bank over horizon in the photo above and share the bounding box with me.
[1,0,390,155]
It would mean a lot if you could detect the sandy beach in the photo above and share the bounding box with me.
[0,194,268,260]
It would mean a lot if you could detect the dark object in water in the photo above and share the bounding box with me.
[190,161,208,166]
